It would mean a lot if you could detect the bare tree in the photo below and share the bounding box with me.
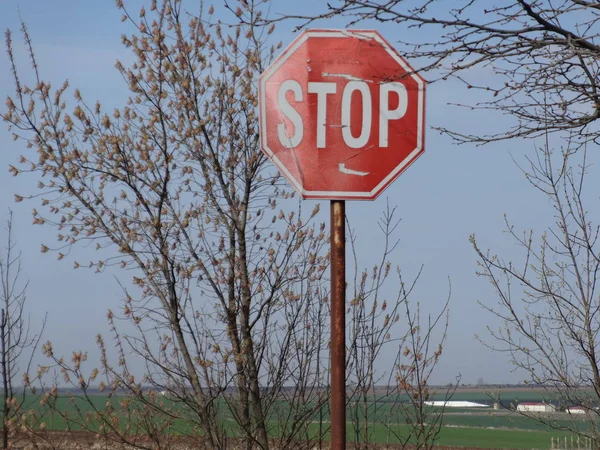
[472,142,600,441]
[384,297,453,450]
[3,1,329,448]
[0,210,45,450]
[2,1,454,449]
[269,0,600,147]
[24,206,453,450]
[345,204,454,450]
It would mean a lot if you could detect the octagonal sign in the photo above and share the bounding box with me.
[258,29,426,200]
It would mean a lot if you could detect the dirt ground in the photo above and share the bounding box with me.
[7,430,507,450]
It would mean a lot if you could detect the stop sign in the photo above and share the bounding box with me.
[258,29,426,200]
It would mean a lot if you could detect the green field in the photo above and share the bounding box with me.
[295,422,575,449]
[4,390,594,449]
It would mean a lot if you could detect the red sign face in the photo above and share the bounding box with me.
[259,30,426,200]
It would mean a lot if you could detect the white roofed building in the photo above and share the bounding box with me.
[516,402,556,413]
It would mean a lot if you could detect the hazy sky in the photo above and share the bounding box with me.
[0,0,591,386]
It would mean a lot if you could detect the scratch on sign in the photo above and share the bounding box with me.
[339,163,369,176]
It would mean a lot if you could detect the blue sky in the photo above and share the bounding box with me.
[0,0,585,386]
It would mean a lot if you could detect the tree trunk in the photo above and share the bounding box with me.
[237,233,269,450]
[1,308,9,450]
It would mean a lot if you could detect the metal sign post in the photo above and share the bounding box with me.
[330,199,346,449]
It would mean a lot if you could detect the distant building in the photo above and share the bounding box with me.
[565,406,587,415]
[516,402,556,413]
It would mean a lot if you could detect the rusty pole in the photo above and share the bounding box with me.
[330,199,346,450]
